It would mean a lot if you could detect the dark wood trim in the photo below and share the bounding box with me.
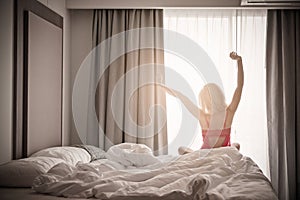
[61,20,64,147]
[22,11,29,158]
[17,0,63,29]
[13,0,63,159]
[13,0,18,160]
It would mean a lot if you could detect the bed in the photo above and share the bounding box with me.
[0,143,278,200]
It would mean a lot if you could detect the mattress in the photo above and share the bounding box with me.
[0,187,77,200]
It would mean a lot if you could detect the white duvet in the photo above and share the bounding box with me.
[32,144,277,200]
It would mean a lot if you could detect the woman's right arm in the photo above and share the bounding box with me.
[164,87,204,119]
[228,52,244,113]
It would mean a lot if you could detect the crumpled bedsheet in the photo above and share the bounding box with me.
[32,145,278,200]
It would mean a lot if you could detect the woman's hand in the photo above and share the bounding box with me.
[229,51,242,61]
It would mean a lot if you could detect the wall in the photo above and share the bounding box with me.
[69,10,93,144]
[0,0,14,164]
[0,0,71,164]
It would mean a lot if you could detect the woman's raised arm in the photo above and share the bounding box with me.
[163,86,204,119]
[227,52,244,113]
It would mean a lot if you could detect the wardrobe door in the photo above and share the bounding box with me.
[14,0,63,158]
[26,11,62,156]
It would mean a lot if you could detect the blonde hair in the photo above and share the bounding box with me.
[199,83,227,114]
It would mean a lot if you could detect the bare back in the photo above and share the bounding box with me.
[198,108,235,130]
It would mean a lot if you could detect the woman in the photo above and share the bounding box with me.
[166,52,243,154]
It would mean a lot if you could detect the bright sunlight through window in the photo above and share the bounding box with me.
[163,9,269,177]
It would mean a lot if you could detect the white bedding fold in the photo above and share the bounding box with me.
[105,143,162,167]
[32,146,277,200]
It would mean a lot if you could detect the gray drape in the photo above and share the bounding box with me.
[266,10,300,200]
[90,9,168,155]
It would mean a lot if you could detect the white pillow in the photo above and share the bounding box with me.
[0,156,65,187]
[30,146,91,166]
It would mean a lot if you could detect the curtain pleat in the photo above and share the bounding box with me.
[91,9,167,155]
[266,10,300,200]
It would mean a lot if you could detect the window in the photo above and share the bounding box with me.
[164,9,269,177]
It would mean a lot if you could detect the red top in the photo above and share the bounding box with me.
[201,112,231,149]
[201,128,231,149]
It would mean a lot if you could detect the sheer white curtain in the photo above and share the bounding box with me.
[164,9,268,176]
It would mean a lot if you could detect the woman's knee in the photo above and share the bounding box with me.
[178,146,193,155]
[231,143,240,151]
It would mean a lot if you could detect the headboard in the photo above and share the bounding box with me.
[13,0,63,159]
